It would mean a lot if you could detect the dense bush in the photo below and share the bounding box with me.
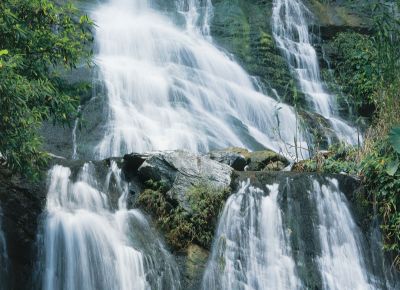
[333,32,379,114]
[0,0,93,177]
[311,1,400,268]
[361,131,400,268]
[137,179,230,251]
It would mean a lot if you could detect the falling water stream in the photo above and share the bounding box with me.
[312,179,373,290]
[39,162,180,290]
[92,0,307,159]
[202,180,301,290]
[272,0,359,145]
[203,177,395,290]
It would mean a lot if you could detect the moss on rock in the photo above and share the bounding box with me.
[211,0,302,104]
[215,147,290,171]
[137,180,230,251]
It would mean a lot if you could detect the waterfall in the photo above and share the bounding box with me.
[38,162,180,290]
[272,0,359,145]
[312,178,374,290]
[71,105,81,160]
[203,176,395,289]
[0,206,8,290]
[202,180,301,290]
[92,0,308,159]
[176,0,213,37]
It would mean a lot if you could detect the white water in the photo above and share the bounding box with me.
[41,162,180,290]
[93,0,308,159]
[312,179,374,290]
[71,105,81,160]
[272,0,359,145]
[202,180,301,290]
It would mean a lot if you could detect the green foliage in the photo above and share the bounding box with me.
[333,32,379,110]
[330,3,400,267]
[293,144,358,174]
[137,180,230,251]
[360,137,400,268]
[0,0,93,177]
[333,1,400,118]
[389,127,400,154]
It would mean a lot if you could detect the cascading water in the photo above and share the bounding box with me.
[38,162,180,290]
[92,0,308,159]
[176,0,213,37]
[33,1,398,289]
[312,178,374,290]
[203,175,396,289]
[202,180,301,290]
[272,0,359,145]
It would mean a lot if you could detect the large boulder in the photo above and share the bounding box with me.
[207,149,247,171]
[210,147,290,171]
[137,150,233,210]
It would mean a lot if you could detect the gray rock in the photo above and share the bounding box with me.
[137,150,232,210]
[209,147,290,172]
[207,150,247,171]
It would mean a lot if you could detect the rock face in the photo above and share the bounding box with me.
[137,150,233,211]
[0,167,46,290]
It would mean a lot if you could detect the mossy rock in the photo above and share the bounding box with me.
[211,0,303,104]
[185,244,209,288]
[214,147,290,171]
[308,0,370,28]
[137,180,230,251]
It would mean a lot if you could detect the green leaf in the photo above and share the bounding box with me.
[0,49,9,56]
[389,126,400,154]
[386,158,399,176]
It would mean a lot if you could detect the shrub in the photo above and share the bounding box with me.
[137,180,230,251]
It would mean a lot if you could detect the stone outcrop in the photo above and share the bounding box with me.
[136,150,232,211]
[208,147,290,171]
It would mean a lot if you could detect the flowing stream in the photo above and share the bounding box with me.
[272,0,359,145]
[92,0,308,159]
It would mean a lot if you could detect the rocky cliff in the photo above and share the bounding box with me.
[2,148,396,289]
